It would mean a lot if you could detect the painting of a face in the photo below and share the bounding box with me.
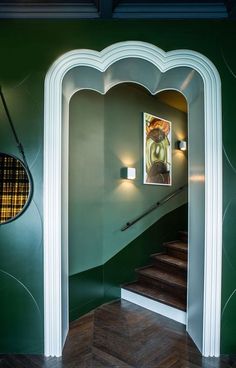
[143,113,172,185]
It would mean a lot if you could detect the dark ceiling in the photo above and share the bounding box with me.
[0,0,235,19]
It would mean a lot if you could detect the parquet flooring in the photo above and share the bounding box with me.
[0,300,236,368]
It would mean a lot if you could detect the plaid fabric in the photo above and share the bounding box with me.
[0,155,29,223]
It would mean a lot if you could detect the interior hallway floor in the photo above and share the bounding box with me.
[0,300,236,368]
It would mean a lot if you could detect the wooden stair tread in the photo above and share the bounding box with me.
[137,266,187,288]
[121,230,188,315]
[151,253,187,270]
[164,241,188,253]
[122,281,186,311]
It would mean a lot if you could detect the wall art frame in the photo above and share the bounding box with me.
[143,112,172,186]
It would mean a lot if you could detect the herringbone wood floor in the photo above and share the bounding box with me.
[0,300,235,367]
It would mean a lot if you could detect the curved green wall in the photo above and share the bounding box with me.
[0,19,235,354]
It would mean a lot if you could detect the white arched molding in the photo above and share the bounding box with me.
[44,41,222,357]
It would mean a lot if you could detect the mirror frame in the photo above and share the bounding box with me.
[0,152,33,225]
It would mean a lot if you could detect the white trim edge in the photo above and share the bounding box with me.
[121,288,186,325]
[43,41,222,357]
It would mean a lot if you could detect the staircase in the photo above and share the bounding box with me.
[121,231,188,324]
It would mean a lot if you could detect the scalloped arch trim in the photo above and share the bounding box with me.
[44,41,222,357]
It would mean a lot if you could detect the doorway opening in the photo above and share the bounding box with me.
[68,85,188,325]
[43,41,222,357]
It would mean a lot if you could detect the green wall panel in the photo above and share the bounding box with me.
[69,266,104,322]
[69,91,104,275]
[0,19,235,353]
[0,73,43,353]
[0,271,43,353]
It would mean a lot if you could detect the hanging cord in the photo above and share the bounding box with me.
[0,86,29,169]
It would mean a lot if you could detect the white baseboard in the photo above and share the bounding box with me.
[121,288,186,325]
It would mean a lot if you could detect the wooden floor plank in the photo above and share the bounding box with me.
[0,300,236,368]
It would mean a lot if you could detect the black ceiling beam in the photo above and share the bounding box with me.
[0,2,99,18]
[113,0,120,8]
[99,0,113,18]
[93,0,99,10]
[0,0,232,19]
[224,0,236,17]
[113,2,228,19]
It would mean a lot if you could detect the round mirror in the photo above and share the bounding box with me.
[0,153,32,224]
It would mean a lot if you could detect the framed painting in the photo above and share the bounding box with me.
[143,112,172,186]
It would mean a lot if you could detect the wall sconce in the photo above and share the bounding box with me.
[178,140,187,151]
[121,167,136,180]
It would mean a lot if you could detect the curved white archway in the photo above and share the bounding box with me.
[44,41,222,357]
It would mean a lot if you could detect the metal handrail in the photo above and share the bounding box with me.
[121,184,187,231]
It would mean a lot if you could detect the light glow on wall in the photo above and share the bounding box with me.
[190,174,205,182]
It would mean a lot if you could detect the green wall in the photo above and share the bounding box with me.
[69,84,187,275]
[0,19,235,354]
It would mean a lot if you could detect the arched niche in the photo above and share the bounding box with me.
[44,41,222,358]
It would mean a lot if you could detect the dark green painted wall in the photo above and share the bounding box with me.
[0,20,235,354]
[69,203,188,321]
[69,266,104,321]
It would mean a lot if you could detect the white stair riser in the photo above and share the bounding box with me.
[121,288,186,325]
